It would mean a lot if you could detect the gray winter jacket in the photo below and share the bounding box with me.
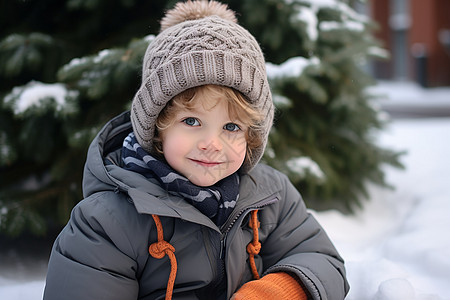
[44,112,349,300]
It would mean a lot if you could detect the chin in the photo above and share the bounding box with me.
[190,178,219,187]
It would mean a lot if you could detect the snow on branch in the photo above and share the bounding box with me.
[285,0,369,41]
[4,81,78,116]
[266,56,320,79]
[286,156,325,181]
[297,0,369,23]
[320,20,365,32]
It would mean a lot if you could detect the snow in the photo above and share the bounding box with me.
[285,0,369,42]
[93,49,112,63]
[0,280,44,300]
[367,46,390,59]
[266,56,320,78]
[295,6,318,41]
[312,116,450,299]
[4,81,78,115]
[286,156,325,181]
[320,20,365,32]
[368,81,450,118]
[1,81,450,299]
[272,94,292,108]
[144,34,156,42]
[61,56,89,72]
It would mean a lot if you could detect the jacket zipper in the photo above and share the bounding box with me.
[215,196,279,298]
[216,232,228,299]
[220,232,227,260]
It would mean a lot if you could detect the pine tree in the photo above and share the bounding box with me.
[0,0,402,237]
[232,0,404,211]
[0,0,165,236]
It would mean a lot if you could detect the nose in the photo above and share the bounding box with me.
[198,132,223,152]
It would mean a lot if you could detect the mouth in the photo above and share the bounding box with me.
[189,158,223,167]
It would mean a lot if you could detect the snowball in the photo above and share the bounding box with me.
[373,279,415,300]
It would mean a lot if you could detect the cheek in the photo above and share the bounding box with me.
[224,134,247,162]
[161,131,186,161]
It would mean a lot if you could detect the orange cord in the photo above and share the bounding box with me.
[149,215,177,300]
[149,211,260,298]
[246,210,261,280]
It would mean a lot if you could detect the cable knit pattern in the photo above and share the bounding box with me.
[130,1,274,172]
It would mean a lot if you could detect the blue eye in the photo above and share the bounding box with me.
[224,123,240,132]
[183,117,200,126]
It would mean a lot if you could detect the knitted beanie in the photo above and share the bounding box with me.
[130,0,274,172]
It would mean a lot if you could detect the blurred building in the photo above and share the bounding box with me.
[369,0,450,87]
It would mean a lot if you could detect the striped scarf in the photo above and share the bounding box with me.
[121,132,239,226]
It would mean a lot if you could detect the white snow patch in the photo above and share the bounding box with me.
[93,49,112,63]
[4,81,78,115]
[63,57,88,71]
[144,34,156,42]
[320,20,365,32]
[266,56,320,79]
[287,156,325,180]
[296,6,318,41]
[0,279,44,299]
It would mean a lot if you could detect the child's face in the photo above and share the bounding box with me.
[161,91,247,187]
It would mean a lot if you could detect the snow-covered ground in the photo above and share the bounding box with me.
[314,117,450,300]
[315,81,450,300]
[1,81,449,299]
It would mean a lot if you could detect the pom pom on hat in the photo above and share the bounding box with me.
[160,0,237,31]
[131,0,274,172]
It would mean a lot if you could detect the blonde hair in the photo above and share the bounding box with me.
[153,85,265,169]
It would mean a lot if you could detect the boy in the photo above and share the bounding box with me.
[44,1,349,299]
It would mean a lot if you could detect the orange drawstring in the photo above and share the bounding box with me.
[149,215,177,300]
[149,212,260,298]
[246,210,261,280]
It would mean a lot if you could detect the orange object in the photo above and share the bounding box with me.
[149,215,177,300]
[246,210,262,279]
[240,210,308,300]
[231,272,308,300]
